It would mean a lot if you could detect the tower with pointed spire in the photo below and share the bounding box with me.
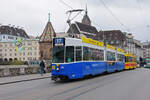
[82,5,91,26]
[39,13,56,60]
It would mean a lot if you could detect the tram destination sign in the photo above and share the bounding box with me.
[53,38,65,46]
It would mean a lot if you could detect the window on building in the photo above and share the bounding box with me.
[5,54,7,56]
[3,36,5,39]
[0,49,2,52]
[10,54,12,56]
[15,53,17,56]
[28,57,32,60]
[8,36,14,39]
[10,44,13,47]
[10,49,12,51]
[28,52,32,55]
[28,42,32,45]
[0,44,3,47]
[28,47,32,50]
[0,53,2,57]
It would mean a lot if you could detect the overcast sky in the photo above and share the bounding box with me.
[0,0,149,42]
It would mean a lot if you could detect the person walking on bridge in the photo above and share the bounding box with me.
[40,59,45,76]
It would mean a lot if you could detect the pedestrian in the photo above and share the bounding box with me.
[139,57,143,67]
[40,59,45,76]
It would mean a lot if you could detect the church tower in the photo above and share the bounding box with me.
[82,5,91,26]
[39,13,56,60]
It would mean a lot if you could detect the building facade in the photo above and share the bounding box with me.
[94,30,126,49]
[39,15,56,60]
[125,33,135,54]
[0,39,40,62]
[0,25,29,42]
[67,7,98,39]
[133,39,144,59]
[143,41,150,58]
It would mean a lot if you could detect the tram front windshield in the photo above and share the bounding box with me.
[52,46,64,63]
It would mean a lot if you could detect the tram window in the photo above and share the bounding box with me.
[89,48,96,61]
[125,56,128,62]
[83,47,89,61]
[65,46,74,62]
[89,48,104,61]
[128,57,132,62]
[76,46,82,61]
[52,46,64,63]
[125,56,132,62]
[98,50,104,61]
[117,54,124,62]
[125,56,127,62]
[107,51,116,61]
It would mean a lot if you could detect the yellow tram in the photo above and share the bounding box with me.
[125,53,137,69]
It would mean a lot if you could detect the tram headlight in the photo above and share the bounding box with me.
[56,67,59,71]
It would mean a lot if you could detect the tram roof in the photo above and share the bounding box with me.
[64,37,105,50]
[125,53,136,58]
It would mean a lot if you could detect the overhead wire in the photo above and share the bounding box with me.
[98,0,130,32]
[59,0,73,9]
[59,0,131,32]
[136,0,149,29]
[59,0,103,30]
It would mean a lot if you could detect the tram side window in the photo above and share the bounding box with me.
[83,47,89,61]
[125,56,129,62]
[97,50,104,61]
[125,56,132,62]
[65,46,74,62]
[130,57,133,62]
[76,46,82,61]
[107,51,116,61]
[89,48,94,61]
[89,48,104,61]
[117,54,124,62]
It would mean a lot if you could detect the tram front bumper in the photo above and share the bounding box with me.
[51,75,59,81]
[51,75,68,81]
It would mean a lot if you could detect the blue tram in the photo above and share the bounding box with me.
[51,37,125,81]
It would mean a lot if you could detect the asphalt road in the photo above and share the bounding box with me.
[0,68,150,100]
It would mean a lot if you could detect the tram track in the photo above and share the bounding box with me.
[0,69,139,100]
[44,70,135,100]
